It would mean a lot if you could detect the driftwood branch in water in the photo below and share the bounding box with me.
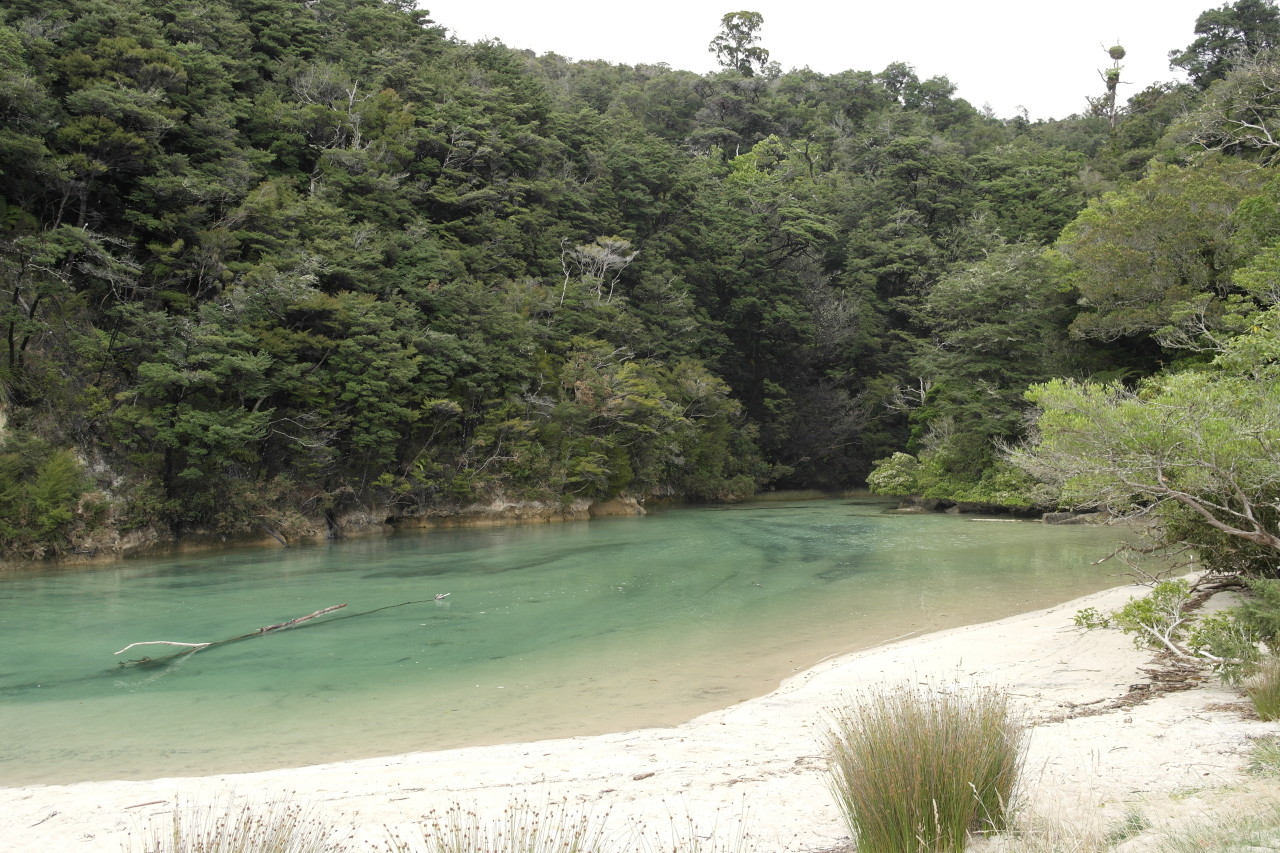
[112,598,447,669]
[114,640,212,655]
[257,603,346,633]
[114,603,349,667]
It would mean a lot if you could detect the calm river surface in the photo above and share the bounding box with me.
[0,496,1129,785]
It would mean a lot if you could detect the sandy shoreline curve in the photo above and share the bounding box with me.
[5,581,1277,852]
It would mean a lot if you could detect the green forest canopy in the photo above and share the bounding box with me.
[2,0,1279,574]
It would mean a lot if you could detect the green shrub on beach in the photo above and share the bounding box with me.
[825,683,1026,853]
[1076,578,1280,718]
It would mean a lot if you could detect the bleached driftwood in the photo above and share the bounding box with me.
[113,598,447,668]
[256,603,346,633]
[114,641,212,655]
[114,603,349,667]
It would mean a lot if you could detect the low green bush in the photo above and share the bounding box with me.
[865,452,921,496]
[825,683,1026,853]
[1237,579,1280,645]
[0,432,99,559]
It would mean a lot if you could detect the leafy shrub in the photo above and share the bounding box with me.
[825,683,1025,853]
[0,432,96,558]
[865,452,920,496]
[1237,579,1280,646]
[1185,610,1263,683]
[1110,580,1194,653]
[1073,606,1111,629]
[867,451,1050,509]
[1076,578,1280,689]
[922,462,1047,509]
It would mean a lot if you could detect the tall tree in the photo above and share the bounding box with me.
[1089,44,1127,129]
[1170,0,1280,88]
[708,11,770,77]
[1056,158,1265,348]
[1183,49,1280,163]
[1014,307,1280,576]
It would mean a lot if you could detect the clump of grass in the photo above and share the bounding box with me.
[128,795,349,853]
[1153,798,1280,852]
[1247,735,1280,778]
[1244,654,1280,720]
[986,807,1110,853]
[825,682,1026,853]
[1102,807,1150,846]
[384,797,616,853]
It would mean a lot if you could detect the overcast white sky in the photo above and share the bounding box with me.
[426,0,1219,121]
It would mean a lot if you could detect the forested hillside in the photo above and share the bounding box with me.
[2,0,1278,564]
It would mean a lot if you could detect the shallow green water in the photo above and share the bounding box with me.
[0,497,1128,786]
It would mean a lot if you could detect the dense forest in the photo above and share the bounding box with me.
[1,0,1278,570]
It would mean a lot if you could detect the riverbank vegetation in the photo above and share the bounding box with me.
[2,0,1280,566]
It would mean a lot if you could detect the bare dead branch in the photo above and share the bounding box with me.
[114,641,212,655]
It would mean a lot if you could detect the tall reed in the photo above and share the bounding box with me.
[824,682,1026,853]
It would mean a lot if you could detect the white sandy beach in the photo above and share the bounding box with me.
[4,582,1277,852]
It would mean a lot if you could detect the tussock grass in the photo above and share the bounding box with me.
[1244,654,1280,720]
[825,682,1026,853]
[1247,734,1280,778]
[1150,798,1280,852]
[1102,808,1150,847]
[128,795,349,853]
[977,796,1280,853]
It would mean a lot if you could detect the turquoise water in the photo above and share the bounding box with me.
[0,497,1128,786]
